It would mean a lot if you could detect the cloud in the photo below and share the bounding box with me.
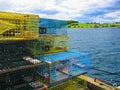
[0,0,119,22]
[104,11,120,19]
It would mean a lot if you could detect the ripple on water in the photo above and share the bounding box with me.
[68,28,120,85]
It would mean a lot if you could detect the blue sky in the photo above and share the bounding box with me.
[0,0,120,23]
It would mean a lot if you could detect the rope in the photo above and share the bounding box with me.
[91,67,120,84]
[91,67,120,77]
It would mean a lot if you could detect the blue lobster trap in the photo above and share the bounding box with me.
[36,51,90,84]
[39,18,67,35]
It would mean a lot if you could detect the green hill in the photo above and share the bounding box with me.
[66,20,120,28]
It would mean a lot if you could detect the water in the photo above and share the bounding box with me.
[68,28,120,85]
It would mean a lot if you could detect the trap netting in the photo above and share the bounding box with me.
[0,11,39,41]
[37,51,90,84]
[39,18,67,35]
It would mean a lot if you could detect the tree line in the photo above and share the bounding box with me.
[66,20,120,28]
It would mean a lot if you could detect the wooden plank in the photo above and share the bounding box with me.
[78,75,114,90]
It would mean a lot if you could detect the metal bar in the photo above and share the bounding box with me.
[0,63,44,74]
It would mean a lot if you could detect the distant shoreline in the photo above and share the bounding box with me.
[67,27,120,29]
[66,20,120,28]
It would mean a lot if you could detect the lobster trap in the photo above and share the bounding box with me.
[39,18,67,35]
[0,67,48,90]
[28,35,69,55]
[49,75,87,90]
[0,41,46,74]
[36,51,90,84]
[0,41,48,90]
[0,41,29,70]
[0,11,39,41]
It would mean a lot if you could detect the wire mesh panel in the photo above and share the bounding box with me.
[0,68,48,90]
[37,51,90,84]
[39,18,67,35]
[0,41,47,90]
[0,42,30,70]
[28,35,69,55]
[0,69,32,90]
[49,75,87,90]
[0,11,39,41]
[0,42,44,74]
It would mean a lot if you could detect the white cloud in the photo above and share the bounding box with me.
[104,11,120,19]
[0,0,119,22]
[92,11,120,23]
[92,16,113,23]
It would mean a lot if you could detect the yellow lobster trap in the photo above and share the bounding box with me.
[28,35,69,55]
[0,11,39,41]
[49,75,87,90]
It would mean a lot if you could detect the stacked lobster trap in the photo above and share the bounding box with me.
[0,12,48,90]
[0,11,90,90]
[28,18,69,55]
[31,18,91,87]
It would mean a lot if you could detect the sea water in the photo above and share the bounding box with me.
[68,28,120,85]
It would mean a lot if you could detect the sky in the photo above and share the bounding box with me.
[0,0,120,23]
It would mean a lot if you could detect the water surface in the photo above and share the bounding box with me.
[68,28,120,85]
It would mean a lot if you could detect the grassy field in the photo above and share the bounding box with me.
[67,21,120,28]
